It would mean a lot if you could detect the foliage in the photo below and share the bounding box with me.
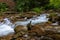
[12,0,60,12]
[50,0,60,9]
[0,3,8,12]
[15,0,49,12]
[45,0,60,10]
[32,7,44,13]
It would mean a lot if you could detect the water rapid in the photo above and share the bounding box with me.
[0,14,49,36]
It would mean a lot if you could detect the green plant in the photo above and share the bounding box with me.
[15,0,49,12]
[0,3,8,12]
[50,0,60,9]
[45,0,60,10]
[32,7,44,13]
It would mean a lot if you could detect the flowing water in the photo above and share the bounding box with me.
[0,18,15,36]
[0,14,57,37]
[15,14,49,26]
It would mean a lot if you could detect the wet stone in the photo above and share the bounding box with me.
[40,36,54,40]
[14,25,27,33]
[28,24,46,36]
[14,25,28,38]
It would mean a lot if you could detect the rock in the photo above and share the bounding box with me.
[16,38,23,40]
[27,21,32,30]
[14,25,27,33]
[23,34,28,38]
[28,24,45,36]
[20,12,38,19]
[0,34,14,40]
[14,25,28,38]
[40,36,53,40]
[44,26,60,40]
[47,34,60,40]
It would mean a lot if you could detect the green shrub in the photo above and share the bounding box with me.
[32,7,44,13]
[45,0,60,10]
[0,3,8,12]
[15,0,49,12]
[50,0,60,9]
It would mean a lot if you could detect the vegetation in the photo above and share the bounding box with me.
[45,0,60,10]
[0,3,8,12]
[49,0,60,10]
[14,0,60,12]
[0,0,60,12]
[15,0,49,12]
[32,7,44,13]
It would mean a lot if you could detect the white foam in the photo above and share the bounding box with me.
[15,14,49,26]
[0,24,14,36]
[0,18,15,37]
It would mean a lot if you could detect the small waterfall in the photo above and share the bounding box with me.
[3,18,15,28]
[4,18,11,25]
[0,18,15,37]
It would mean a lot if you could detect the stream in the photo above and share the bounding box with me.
[0,14,59,37]
[15,14,49,26]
